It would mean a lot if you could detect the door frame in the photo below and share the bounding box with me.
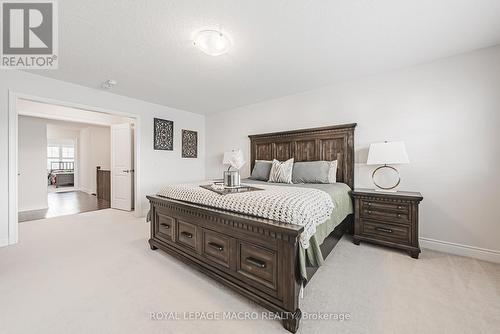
[8,90,142,245]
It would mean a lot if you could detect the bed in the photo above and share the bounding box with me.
[147,123,356,332]
[48,161,75,188]
[242,179,353,282]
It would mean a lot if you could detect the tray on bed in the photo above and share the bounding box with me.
[200,184,263,195]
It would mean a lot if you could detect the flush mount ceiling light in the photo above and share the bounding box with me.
[193,30,231,56]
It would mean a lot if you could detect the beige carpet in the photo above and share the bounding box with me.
[0,209,499,334]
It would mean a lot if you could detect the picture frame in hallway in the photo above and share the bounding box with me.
[181,129,198,158]
[153,118,174,150]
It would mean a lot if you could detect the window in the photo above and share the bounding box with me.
[62,147,74,159]
[47,146,59,159]
[47,144,75,170]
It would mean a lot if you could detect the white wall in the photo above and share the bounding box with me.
[47,123,81,140]
[1,70,205,247]
[79,126,111,194]
[206,46,500,261]
[18,116,48,212]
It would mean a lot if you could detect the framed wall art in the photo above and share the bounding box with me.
[153,118,173,150]
[182,129,198,158]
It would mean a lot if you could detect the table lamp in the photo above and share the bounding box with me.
[222,149,245,187]
[367,141,409,191]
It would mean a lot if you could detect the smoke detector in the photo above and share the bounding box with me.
[102,79,117,89]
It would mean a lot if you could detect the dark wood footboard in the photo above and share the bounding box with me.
[148,195,305,332]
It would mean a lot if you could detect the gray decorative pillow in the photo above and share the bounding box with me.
[292,160,338,184]
[268,158,294,184]
[249,160,273,181]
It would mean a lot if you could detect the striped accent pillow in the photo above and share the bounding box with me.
[328,160,338,183]
[268,158,294,184]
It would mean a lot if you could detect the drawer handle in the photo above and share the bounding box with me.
[368,210,372,214]
[398,206,402,209]
[245,256,266,269]
[207,242,224,252]
[160,223,170,229]
[367,202,372,206]
[181,231,193,239]
[397,214,401,218]
[375,227,393,233]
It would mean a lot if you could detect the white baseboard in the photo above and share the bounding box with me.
[0,238,8,248]
[18,205,49,213]
[420,237,500,264]
[80,188,94,195]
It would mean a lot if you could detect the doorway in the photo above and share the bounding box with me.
[8,93,141,244]
[17,116,115,222]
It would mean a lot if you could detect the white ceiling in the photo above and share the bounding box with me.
[30,0,500,114]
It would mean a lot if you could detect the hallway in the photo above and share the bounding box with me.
[18,191,110,222]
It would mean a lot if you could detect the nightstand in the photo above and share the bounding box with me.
[352,189,423,258]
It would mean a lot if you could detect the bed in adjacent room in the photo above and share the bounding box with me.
[48,161,75,188]
[147,123,356,333]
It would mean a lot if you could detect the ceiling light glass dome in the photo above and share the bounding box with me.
[193,30,231,56]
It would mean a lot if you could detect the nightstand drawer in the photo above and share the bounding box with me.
[360,207,410,224]
[361,199,409,213]
[360,220,410,244]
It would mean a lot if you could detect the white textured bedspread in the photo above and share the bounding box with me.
[157,182,334,249]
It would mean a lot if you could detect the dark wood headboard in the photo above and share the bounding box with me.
[248,123,356,189]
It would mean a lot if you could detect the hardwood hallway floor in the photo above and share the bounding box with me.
[18,191,111,222]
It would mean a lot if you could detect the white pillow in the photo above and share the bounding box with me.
[268,158,294,184]
[328,160,338,183]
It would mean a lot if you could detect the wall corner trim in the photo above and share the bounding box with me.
[420,237,500,264]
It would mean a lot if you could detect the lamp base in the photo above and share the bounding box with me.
[372,164,401,191]
[223,170,241,188]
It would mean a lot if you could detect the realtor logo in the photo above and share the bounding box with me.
[1,0,58,69]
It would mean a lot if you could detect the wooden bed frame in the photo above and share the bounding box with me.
[148,123,356,332]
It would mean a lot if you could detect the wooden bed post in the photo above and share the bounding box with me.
[279,237,302,332]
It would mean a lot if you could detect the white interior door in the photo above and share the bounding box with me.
[111,123,133,211]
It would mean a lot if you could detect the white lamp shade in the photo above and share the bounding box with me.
[222,152,233,164]
[367,141,409,165]
[222,149,246,170]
